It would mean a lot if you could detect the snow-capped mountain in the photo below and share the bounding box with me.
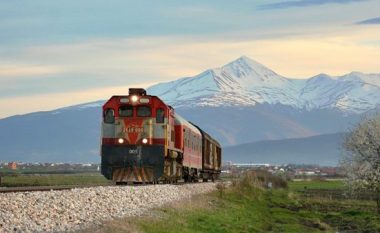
[148,56,380,113]
[0,56,379,163]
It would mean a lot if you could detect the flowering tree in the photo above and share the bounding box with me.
[341,114,380,214]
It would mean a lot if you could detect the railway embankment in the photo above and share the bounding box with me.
[91,172,380,233]
[0,182,217,233]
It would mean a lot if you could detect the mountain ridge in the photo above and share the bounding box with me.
[2,55,378,121]
[0,56,378,163]
[223,132,346,166]
[148,56,380,113]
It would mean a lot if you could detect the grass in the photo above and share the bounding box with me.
[0,167,98,174]
[85,174,380,233]
[0,173,111,187]
[137,190,328,233]
[288,179,345,191]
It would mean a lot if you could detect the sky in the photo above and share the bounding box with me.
[1,0,380,119]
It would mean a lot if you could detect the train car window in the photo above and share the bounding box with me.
[156,108,164,123]
[104,108,115,123]
[137,106,151,117]
[119,105,133,117]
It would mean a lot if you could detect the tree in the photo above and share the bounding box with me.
[341,114,380,214]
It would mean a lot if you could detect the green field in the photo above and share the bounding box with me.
[288,179,345,191]
[0,167,98,174]
[87,177,380,233]
[0,173,111,187]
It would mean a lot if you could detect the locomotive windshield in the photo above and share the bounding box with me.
[119,105,133,117]
[104,108,115,123]
[156,108,164,123]
[137,106,151,117]
[117,105,152,117]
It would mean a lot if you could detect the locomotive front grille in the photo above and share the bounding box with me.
[112,167,154,183]
[101,144,165,181]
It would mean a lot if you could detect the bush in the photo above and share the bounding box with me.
[233,170,288,191]
[216,182,227,197]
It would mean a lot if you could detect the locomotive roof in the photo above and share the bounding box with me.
[174,113,201,136]
[103,94,164,107]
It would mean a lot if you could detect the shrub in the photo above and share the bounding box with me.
[233,170,288,191]
[216,182,227,198]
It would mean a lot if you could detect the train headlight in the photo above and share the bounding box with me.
[131,95,138,103]
[142,138,148,144]
[118,138,125,144]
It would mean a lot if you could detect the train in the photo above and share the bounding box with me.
[100,88,222,184]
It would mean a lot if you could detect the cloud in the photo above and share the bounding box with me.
[1,0,380,118]
[0,1,251,47]
[1,0,377,49]
[356,17,380,25]
[0,64,61,77]
[258,0,367,10]
[0,37,211,98]
[0,82,155,119]
[1,26,380,97]
[1,25,380,95]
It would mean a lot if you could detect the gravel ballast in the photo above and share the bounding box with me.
[0,183,217,232]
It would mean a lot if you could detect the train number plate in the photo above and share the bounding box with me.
[128,148,138,154]
[124,127,144,133]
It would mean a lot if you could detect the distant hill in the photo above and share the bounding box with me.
[0,106,100,163]
[176,105,359,146]
[0,104,357,163]
[223,133,346,166]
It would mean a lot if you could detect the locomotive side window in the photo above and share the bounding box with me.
[119,105,133,117]
[137,106,151,117]
[104,108,115,124]
[171,130,175,142]
[156,108,164,123]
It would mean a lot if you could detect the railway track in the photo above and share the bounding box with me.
[0,182,217,233]
[0,184,114,193]
[0,180,215,193]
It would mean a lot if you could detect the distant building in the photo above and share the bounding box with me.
[319,167,338,176]
[233,163,271,168]
[8,162,17,170]
[221,170,231,174]
[295,169,316,176]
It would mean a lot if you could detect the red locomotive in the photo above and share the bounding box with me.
[101,88,221,183]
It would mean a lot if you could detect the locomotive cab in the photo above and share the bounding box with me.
[101,88,172,183]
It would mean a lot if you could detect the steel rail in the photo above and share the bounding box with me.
[0,180,213,193]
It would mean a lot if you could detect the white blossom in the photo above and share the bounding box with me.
[341,113,380,213]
